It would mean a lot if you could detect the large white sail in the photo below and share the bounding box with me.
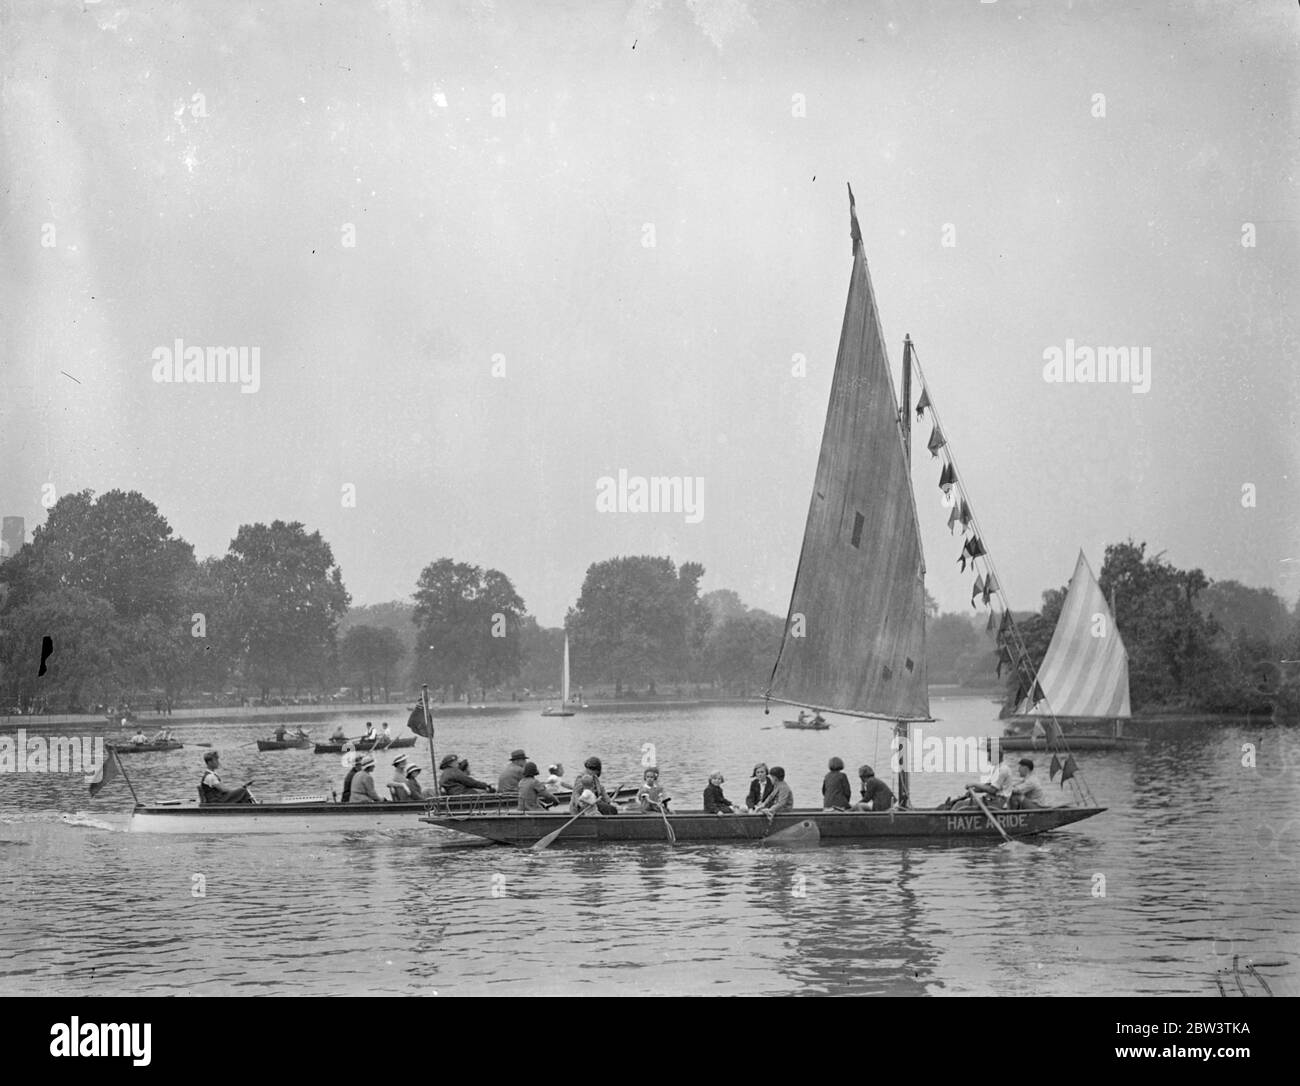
[1022,551,1131,718]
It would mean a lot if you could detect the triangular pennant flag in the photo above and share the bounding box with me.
[1030,680,1045,706]
[1049,753,1062,781]
[927,425,946,458]
[86,748,120,798]
[947,502,960,534]
[982,573,998,607]
[1013,679,1027,705]
[959,500,973,532]
[996,647,1013,678]
[965,536,987,560]
[1060,755,1078,786]
[1031,719,1046,739]
[971,574,984,606]
[985,608,997,634]
[915,387,931,419]
[938,461,956,494]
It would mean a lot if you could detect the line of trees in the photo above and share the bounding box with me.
[3,494,1293,716]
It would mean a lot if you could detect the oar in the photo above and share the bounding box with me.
[532,780,625,852]
[969,790,1014,844]
[531,805,595,852]
[762,819,821,847]
[655,797,676,844]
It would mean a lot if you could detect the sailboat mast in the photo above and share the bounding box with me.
[895,335,915,808]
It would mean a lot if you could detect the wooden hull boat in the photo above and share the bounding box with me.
[540,709,575,717]
[783,719,830,730]
[128,785,642,834]
[106,739,183,754]
[257,737,312,751]
[313,736,416,754]
[992,735,1147,752]
[420,805,1106,846]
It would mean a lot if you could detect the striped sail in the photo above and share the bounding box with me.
[1023,551,1131,718]
[766,187,930,723]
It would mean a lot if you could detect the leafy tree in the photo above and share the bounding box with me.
[411,559,525,700]
[704,608,783,694]
[515,616,566,693]
[216,521,350,701]
[0,489,197,708]
[340,625,406,702]
[566,556,706,696]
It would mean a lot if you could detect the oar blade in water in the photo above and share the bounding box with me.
[762,819,821,848]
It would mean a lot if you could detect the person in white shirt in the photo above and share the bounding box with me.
[543,763,569,792]
[946,754,1015,810]
[1008,759,1046,809]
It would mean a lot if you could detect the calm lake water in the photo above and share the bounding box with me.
[1,696,1297,996]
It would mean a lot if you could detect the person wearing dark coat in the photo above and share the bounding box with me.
[822,756,852,810]
[438,753,493,795]
[340,754,363,803]
[703,772,738,814]
[853,764,895,811]
[745,763,775,810]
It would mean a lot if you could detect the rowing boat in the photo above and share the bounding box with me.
[106,739,183,754]
[783,719,830,730]
[257,736,312,751]
[419,806,1106,846]
[421,187,1105,851]
[992,734,1146,752]
[313,736,416,754]
[128,785,642,834]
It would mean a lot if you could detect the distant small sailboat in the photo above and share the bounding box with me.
[1003,550,1143,751]
[541,634,576,717]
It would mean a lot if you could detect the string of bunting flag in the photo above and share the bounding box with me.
[907,346,1094,806]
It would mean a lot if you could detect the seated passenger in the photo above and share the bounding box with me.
[404,764,425,801]
[199,751,253,805]
[438,753,494,795]
[349,755,382,803]
[1008,758,1045,809]
[340,753,363,803]
[543,763,570,792]
[637,766,671,813]
[153,729,172,743]
[330,725,348,743]
[944,753,1016,810]
[516,762,555,811]
[274,725,288,742]
[130,731,148,745]
[745,763,774,810]
[852,764,894,811]
[390,754,410,792]
[822,756,852,811]
[759,766,794,816]
[703,772,737,814]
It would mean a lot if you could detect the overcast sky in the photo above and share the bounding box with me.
[2,0,1296,626]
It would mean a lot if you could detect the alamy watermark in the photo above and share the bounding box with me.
[150,339,261,393]
[0,730,105,774]
[890,730,1000,775]
[1042,340,1151,394]
[595,469,704,524]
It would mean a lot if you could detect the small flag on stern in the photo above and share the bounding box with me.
[86,749,120,798]
[407,703,432,738]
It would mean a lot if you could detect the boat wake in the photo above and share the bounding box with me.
[59,812,119,832]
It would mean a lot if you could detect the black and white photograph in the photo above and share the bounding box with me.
[1,0,1297,1032]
